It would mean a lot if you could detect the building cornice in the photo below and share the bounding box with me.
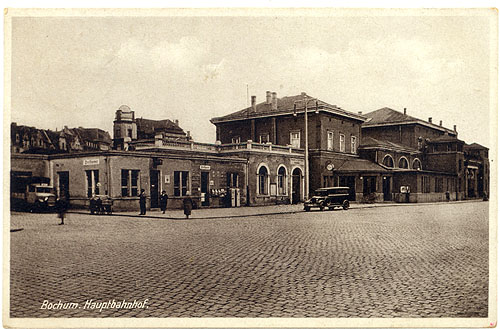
[211,106,366,124]
[362,121,457,135]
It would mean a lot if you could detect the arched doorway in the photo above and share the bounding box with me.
[292,168,302,204]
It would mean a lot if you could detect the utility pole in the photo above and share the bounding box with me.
[294,94,318,200]
[304,94,309,199]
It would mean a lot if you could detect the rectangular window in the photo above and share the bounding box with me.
[231,136,240,144]
[327,131,334,150]
[174,171,189,196]
[121,169,140,197]
[259,133,270,144]
[227,172,239,188]
[290,131,300,148]
[351,136,357,154]
[423,176,430,193]
[85,170,99,197]
[339,134,345,152]
[435,178,443,193]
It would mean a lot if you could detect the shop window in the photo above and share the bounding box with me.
[363,176,377,195]
[339,134,345,152]
[258,166,269,195]
[290,131,300,148]
[86,170,99,197]
[174,171,189,196]
[422,176,430,193]
[435,177,443,192]
[227,172,239,188]
[351,136,357,154]
[121,169,139,197]
[323,175,334,187]
[277,166,287,195]
[327,131,334,150]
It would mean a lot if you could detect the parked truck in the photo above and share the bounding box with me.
[11,176,57,211]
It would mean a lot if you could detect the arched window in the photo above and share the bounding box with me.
[277,166,287,195]
[258,166,269,195]
[398,157,409,169]
[383,155,394,168]
[412,158,422,170]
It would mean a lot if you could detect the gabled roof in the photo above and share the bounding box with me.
[363,107,456,135]
[210,93,366,123]
[465,142,489,150]
[136,118,185,135]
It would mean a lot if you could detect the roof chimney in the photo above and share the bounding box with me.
[453,125,457,132]
[174,119,179,126]
[251,96,257,112]
[266,91,272,104]
[404,108,407,115]
[428,117,432,123]
[439,120,442,126]
[271,92,277,110]
[357,111,363,115]
[301,92,307,97]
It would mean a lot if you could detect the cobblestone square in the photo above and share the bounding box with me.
[9,201,489,318]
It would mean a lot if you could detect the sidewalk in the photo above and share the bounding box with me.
[70,199,485,220]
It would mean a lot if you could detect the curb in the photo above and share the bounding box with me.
[66,199,486,220]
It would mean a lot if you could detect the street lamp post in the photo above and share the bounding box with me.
[294,94,318,200]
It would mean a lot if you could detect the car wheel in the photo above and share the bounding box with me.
[342,200,350,210]
[304,206,310,212]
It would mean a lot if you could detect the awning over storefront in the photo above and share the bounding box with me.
[334,158,389,173]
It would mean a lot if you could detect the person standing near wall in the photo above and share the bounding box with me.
[160,190,168,214]
[183,191,194,219]
[139,189,147,215]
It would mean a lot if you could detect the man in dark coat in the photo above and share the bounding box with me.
[159,191,168,214]
[56,197,69,225]
[139,189,147,215]
[183,192,194,219]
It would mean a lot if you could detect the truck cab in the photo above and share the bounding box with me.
[26,184,57,210]
[12,182,56,211]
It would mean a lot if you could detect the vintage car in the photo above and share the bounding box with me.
[89,195,113,215]
[304,187,350,211]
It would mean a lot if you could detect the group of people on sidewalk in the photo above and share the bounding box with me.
[139,189,194,218]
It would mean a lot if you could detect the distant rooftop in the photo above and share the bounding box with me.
[363,107,457,135]
[211,92,366,123]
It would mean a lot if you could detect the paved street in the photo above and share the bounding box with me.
[10,201,489,318]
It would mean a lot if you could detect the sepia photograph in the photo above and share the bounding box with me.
[3,7,497,328]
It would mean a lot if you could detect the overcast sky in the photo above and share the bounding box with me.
[9,10,495,147]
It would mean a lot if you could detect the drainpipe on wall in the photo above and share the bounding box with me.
[107,155,112,197]
[245,157,250,206]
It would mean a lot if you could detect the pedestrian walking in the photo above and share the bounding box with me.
[183,191,194,219]
[159,191,168,214]
[56,197,69,225]
[139,189,147,215]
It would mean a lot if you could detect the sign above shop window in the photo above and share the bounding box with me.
[200,165,211,170]
[83,159,99,166]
